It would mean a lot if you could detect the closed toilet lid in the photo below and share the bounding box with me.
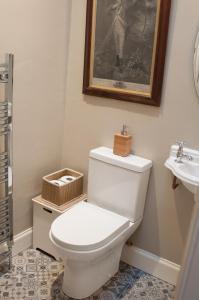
[50,201,130,251]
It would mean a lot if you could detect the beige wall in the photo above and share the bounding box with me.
[0,0,71,234]
[61,0,199,264]
[0,0,198,265]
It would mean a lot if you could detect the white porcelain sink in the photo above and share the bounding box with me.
[165,145,199,194]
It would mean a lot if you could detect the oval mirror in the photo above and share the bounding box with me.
[194,31,199,97]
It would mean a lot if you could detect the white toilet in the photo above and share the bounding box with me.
[49,147,152,299]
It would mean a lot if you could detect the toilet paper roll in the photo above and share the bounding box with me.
[50,180,65,186]
[59,176,75,183]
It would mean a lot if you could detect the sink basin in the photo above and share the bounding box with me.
[165,145,199,194]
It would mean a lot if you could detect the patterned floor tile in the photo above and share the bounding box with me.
[0,249,175,300]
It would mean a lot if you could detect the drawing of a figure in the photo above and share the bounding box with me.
[111,0,127,70]
[94,0,157,85]
[109,0,138,72]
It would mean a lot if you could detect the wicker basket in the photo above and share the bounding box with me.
[41,168,83,206]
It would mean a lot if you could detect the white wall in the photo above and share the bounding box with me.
[61,0,199,264]
[176,192,199,299]
[0,0,71,234]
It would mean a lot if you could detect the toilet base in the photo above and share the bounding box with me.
[62,244,123,299]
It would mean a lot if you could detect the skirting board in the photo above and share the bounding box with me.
[12,227,33,257]
[11,227,180,285]
[121,244,180,285]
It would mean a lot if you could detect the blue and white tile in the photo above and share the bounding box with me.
[0,249,175,300]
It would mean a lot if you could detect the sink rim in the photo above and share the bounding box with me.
[165,157,199,187]
[165,145,199,190]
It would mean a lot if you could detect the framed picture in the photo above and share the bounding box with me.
[83,0,171,106]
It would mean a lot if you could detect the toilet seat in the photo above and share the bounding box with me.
[50,201,129,252]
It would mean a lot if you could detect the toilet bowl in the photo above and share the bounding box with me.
[50,147,152,299]
[50,201,141,299]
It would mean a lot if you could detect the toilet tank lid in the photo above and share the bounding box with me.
[89,147,152,172]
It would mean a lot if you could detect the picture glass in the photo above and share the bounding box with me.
[90,0,160,97]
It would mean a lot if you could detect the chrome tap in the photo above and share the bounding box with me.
[175,141,193,163]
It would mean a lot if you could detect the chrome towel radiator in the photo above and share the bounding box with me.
[0,54,13,273]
